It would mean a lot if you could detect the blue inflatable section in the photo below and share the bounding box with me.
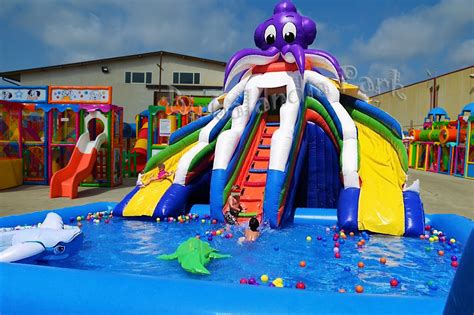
[337,188,360,232]
[403,190,425,237]
[280,125,308,226]
[305,84,343,137]
[209,94,244,142]
[114,186,139,217]
[263,169,286,227]
[169,113,215,144]
[306,122,341,208]
[340,94,403,139]
[152,169,211,218]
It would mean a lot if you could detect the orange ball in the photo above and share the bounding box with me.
[338,288,346,293]
[358,262,365,268]
[438,250,444,256]
[379,257,387,264]
[349,232,354,237]
[355,285,364,293]
[299,260,307,267]
[360,239,366,245]
[357,241,363,247]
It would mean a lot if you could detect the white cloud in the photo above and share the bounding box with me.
[449,39,474,65]
[353,0,474,61]
[6,0,265,64]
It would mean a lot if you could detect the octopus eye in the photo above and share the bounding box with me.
[264,25,276,45]
[283,22,296,43]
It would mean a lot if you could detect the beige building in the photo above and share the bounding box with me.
[0,51,226,122]
[370,66,474,130]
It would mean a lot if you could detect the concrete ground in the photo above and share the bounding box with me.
[0,171,473,219]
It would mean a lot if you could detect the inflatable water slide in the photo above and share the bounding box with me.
[115,0,425,236]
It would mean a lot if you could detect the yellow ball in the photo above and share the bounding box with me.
[260,274,269,282]
[76,216,82,222]
[156,218,161,222]
[450,238,456,244]
[306,236,312,241]
[216,230,222,235]
[201,219,206,223]
[433,236,439,241]
[272,277,284,287]
[429,237,434,243]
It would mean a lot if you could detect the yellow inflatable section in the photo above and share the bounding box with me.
[356,123,406,235]
[123,144,195,217]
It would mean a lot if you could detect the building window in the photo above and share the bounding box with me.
[125,72,152,84]
[172,72,201,85]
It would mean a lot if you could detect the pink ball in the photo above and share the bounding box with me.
[333,247,340,253]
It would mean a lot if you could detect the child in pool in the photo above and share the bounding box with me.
[244,217,260,241]
[224,185,245,225]
[238,217,260,243]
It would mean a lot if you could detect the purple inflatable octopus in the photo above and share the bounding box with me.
[224,0,345,89]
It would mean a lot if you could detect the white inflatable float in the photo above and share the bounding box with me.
[0,212,83,263]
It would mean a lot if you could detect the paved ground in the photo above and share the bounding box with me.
[0,171,473,219]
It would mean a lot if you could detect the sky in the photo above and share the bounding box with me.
[0,0,473,94]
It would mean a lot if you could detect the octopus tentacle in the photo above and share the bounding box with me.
[305,49,345,83]
[224,47,280,89]
[281,44,306,77]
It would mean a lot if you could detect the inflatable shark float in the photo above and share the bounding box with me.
[0,213,83,263]
[115,0,424,237]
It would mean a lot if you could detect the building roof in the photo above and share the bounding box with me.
[0,51,227,82]
[370,65,474,98]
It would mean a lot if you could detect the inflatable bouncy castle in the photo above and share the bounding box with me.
[115,0,425,237]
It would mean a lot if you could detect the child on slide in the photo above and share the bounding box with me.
[224,185,245,225]
[141,163,174,187]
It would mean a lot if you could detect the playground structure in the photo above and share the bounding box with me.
[408,104,474,179]
[452,103,474,179]
[115,0,425,237]
[408,108,456,174]
[0,86,124,193]
[147,96,208,157]
[49,86,123,198]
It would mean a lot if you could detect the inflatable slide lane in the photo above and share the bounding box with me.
[114,95,243,219]
[115,0,425,236]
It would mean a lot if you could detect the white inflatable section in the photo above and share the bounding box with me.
[306,54,343,83]
[304,71,359,188]
[213,75,262,170]
[224,53,280,90]
[0,212,82,263]
[404,179,420,193]
[78,111,108,154]
[173,78,252,185]
[268,71,303,171]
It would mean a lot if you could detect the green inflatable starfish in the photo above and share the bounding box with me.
[158,237,230,275]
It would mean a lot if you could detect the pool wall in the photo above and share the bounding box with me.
[0,204,472,314]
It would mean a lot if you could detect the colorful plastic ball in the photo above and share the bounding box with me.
[425,246,433,252]
[296,281,306,289]
[380,257,387,264]
[429,237,435,243]
[105,219,110,224]
[201,219,206,223]
[438,250,445,256]
[335,252,341,259]
[390,278,399,287]
[338,288,346,293]
[334,242,340,248]
[239,278,248,284]
[156,218,161,222]
[449,238,456,244]
[325,227,330,232]
[349,232,354,237]
[355,285,364,293]
[358,262,365,268]
[333,247,340,254]
[216,230,222,236]
[207,236,213,241]
[451,255,458,261]
[248,278,256,285]
[344,266,351,272]
[272,278,284,288]
[451,261,459,268]
[299,261,307,267]
[425,225,431,231]
[419,235,425,240]
[306,236,312,242]
[316,236,322,240]
[260,275,269,282]
[77,222,82,227]
[211,231,217,236]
